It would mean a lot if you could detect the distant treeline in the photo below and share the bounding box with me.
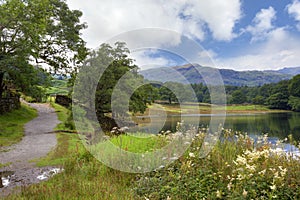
[151,74,300,111]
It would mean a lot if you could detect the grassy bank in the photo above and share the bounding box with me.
[0,103,37,147]
[7,103,300,199]
[134,103,286,116]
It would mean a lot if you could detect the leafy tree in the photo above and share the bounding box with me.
[159,85,177,104]
[75,42,152,120]
[252,95,265,105]
[287,75,300,112]
[0,0,87,98]
[230,90,247,104]
[266,92,290,110]
[289,74,300,98]
[288,96,300,112]
[158,82,195,104]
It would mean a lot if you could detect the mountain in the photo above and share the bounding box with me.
[140,64,297,86]
[275,66,300,76]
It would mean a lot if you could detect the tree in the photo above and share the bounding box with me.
[252,95,265,105]
[230,90,247,104]
[159,85,177,104]
[287,75,300,112]
[74,42,152,120]
[288,96,300,112]
[289,74,300,98]
[266,92,290,110]
[0,0,87,98]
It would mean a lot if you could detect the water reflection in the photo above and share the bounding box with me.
[136,112,300,141]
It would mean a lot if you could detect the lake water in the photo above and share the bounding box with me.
[135,112,300,141]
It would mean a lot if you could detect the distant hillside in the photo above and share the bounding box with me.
[140,64,296,86]
[274,66,300,76]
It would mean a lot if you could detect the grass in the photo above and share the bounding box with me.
[109,133,167,153]
[7,102,138,199]
[0,103,37,147]
[50,102,71,131]
[0,162,11,168]
[134,103,283,116]
[45,79,69,96]
[6,102,300,199]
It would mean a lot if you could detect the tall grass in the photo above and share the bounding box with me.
[134,131,300,199]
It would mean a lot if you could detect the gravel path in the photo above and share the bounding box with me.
[0,103,61,196]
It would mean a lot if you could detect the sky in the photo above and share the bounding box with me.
[67,0,300,71]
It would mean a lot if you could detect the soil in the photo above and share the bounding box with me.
[0,102,60,197]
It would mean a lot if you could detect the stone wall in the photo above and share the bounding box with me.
[55,95,72,107]
[0,93,21,114]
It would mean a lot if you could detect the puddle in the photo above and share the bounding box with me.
[37,168,64,180]
[0,167,64,190]
[0,171,14,188]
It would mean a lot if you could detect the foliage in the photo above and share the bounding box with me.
[134,131,300,199]
[288,96,300,112]
[74,42,153,120]
[266,92,290,110]
[158,82,195,104]
[230,90,247,104]
[0,0,87,98]
[252,95,265,105]
[0,103,37,147]
[50,102,74,130]
[289,74,300,98]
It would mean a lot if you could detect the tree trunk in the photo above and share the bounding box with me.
[168,97,172,104]
[0,71,5,100]
[0,176,3,188]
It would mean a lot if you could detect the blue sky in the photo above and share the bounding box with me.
[67,0,300,71]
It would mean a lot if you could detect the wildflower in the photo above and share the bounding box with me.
[227,182,232,191]
[216,190,222,198]
[270,185,276,190]
[258,169,266,176]
[242,189,248,197]
[189,152,195,158]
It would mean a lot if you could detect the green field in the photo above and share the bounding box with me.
[46,79,69,96]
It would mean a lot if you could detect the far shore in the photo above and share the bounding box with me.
[133,102,291,117]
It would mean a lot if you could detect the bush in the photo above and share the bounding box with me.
[134,130,300,199]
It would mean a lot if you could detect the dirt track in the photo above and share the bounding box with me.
[0,103,60,196]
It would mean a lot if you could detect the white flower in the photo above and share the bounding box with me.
[227,182,232,191]
[189,152,195,158]
[216,190,222,198]
[242,189,248,197]
[258,169,266,175]
[270,185,276,190]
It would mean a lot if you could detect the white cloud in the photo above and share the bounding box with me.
[217,28,300,70]
[131,50,177,70]
[245,7,277,42]
[67,0,242,49]
[197,49,218,66]
[183,0,242,41]
[287,0,300,31]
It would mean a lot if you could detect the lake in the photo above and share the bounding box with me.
[134,112,300,141]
